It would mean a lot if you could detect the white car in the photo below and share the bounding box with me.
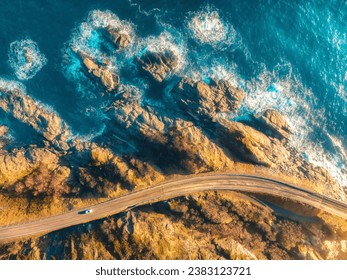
[79,209,93,214]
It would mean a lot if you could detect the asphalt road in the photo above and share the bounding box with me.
[1,174,347,243]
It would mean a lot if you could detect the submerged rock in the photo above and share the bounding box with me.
[137,50,178,82]
[172,78,245,120]
[8,39,47,80]
[254,109,291,140]
[77,51,120,92]
[0,85,70,150]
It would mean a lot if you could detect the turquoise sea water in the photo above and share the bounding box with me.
[0,0,346,186]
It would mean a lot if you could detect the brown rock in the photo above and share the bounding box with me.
[169,125,233,173]
[86,146,164,193]
[0,146,59,186]
[254,109,291,140]
[106,26,131,50]
[106,90,171,144]
[107,90,233,173]
[172,77,245,120]
[78,51,120,92]
[137,50,178,82]
[0,125,8,137]
[0,85,70,150]
[23,48,33,64]
[217,120,290,167]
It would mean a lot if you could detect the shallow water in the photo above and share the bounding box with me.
[0,0,346,186]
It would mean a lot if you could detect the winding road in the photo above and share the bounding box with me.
[1,173,347,243]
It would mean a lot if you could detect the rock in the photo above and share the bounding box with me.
[0,125,8,137]
[254,109,291,140]
[0,85,70,150]
[169,125,233,173]
[106,90,233,173]
[168,200,189,214]
[84,146,165,194]
[137,50,178,82]
[78,51,120,92]
[106,90,171,144]
[23,48,33,64]
[217,120,290,167]
[0,125,10,149]
[172,77,245,120]
[0,146,59,186]
[106,26,131,50]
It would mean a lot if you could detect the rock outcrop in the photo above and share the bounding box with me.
[0,146,72,196]
[168,125,233,173]
[0,85,70,150]
[106,26,131,50]
[0,147,57,185]
[77,51,120,92]
[106,90,171,144]
[76,146,164,195]
[106,89,233,173]
[0,125,9,148]
[172,78,245,120]
[217,120,290,167]
[137,50,178,82]
[254,109,291,140]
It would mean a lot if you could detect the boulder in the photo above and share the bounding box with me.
[78,51,120,92]
[254,109,291,140]
[137,50,178,82]
[172,78,245,120]
[23,48,33,64]
[106,26,131,50]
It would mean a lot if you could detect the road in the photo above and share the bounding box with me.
[1,173,347,243]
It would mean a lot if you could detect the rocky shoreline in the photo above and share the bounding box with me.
[0,19,346,259]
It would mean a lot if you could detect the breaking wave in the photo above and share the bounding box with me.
[187,6,236,48]
[236,64,347,188]
[62,9,136,96]
[58,4,346,189]
[8,39,47,80]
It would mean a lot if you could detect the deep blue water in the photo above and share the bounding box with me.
[0,0,346,185]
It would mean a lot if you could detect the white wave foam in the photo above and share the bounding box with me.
[62,9,137,95]
[0,78,26,92]
[187,7,236,47]
[8,39,47,80]
[69,10,136,59]
[238,64,347,188]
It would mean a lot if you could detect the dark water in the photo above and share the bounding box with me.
[0,0,346,185]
